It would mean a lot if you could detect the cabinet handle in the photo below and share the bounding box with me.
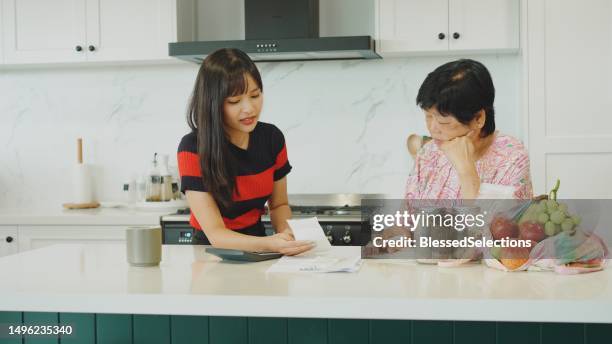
[438,32,446,40]
[5,236,13,243]
[88,45,96,52]
[453,32,461,39]
[75,45,83,52]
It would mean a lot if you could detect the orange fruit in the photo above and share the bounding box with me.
[500,258,528,270]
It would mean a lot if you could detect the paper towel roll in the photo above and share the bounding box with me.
[73,163,93,204]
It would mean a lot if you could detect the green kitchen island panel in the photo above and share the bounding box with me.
[1,312,612,344]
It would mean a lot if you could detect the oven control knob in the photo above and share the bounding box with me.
[342,231,352,244]
[325,230,334,244]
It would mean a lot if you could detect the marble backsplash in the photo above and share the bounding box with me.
[0,54,520,208]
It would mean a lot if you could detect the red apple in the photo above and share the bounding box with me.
[519,221,546,243]
[490,216,519,240]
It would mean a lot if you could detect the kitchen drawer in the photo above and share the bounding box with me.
[18,225,128,252]
[0,225,18,257]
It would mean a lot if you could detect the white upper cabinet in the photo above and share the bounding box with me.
[1,0,183,64]
[448,0,519,51]
[376,0,519,56]
[1,0,87,63]
[377,0,449,54]
[85,0,175,62]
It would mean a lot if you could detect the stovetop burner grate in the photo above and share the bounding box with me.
[172,205,362,216]
[289,205,362,216]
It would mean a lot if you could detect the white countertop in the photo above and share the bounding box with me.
[1,243,611,323]
[0,207,169,226]
[0,207,361,226]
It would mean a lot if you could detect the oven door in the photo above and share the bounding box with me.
[163,219,270,245]
[163,219,367,246]
[161,220,199,245]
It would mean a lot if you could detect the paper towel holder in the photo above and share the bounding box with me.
[63,137,99,209]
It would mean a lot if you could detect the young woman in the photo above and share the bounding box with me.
[177,48,313,255]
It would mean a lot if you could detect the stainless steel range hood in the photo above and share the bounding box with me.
[169,0,380,63]
[169,36,379,63]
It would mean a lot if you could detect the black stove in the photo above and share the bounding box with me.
[160,194,381,246]
[290,205,361,216]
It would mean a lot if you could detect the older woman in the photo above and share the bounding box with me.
[406,59,533,200]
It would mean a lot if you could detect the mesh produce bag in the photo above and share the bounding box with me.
[483,180,609,273]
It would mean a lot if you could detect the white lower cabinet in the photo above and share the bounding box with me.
[18,225,127,252]
[0,226,19,257]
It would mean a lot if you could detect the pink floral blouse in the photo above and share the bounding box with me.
[405,132,533,200]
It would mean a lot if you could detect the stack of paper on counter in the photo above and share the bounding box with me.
[266,217,362,273]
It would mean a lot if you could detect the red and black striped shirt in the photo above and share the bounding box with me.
[177,122,291,237]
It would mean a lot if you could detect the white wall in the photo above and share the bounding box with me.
[0,54,521,208]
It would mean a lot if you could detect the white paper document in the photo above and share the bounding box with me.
[266,254,362,273]
[267,217,362,273]
[286,217,332,253]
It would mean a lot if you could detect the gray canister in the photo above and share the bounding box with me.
[126,226,162,267]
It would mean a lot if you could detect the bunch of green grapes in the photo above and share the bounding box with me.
[534,200,581,236]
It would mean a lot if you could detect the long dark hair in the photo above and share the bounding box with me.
[186,48,263,208]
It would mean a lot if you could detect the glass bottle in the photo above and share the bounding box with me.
[145,153,162,202]
[159,154,173,202]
